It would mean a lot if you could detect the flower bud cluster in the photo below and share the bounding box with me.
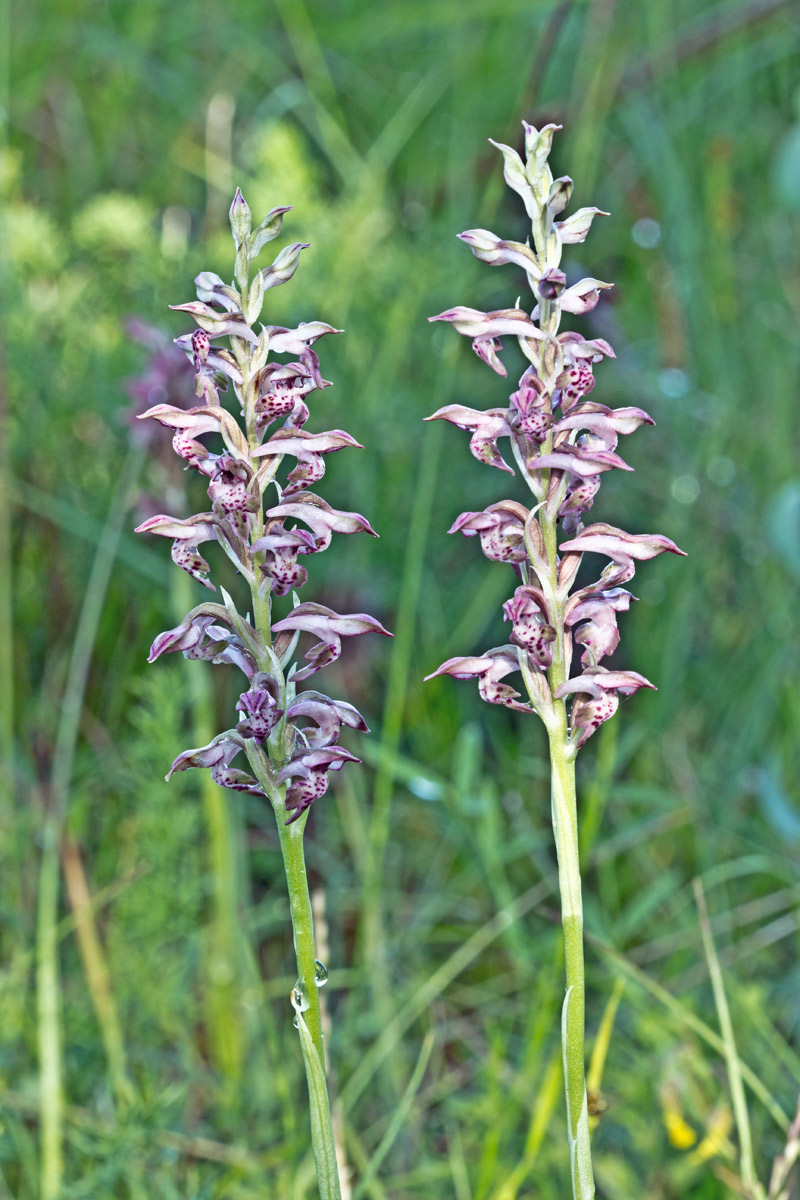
[137,190,390,820]
[425,124,684,750]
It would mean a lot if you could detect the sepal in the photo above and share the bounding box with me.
[271,603,392,681]
[249,206,293,257]
[425,646,533,713]
[425,404,513,473]
[167,730,265,796]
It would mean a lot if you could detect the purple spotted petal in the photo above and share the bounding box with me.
[236,675,284,741]
[449,501,529,564]
[565,588,636,667]
[135,512,220,590]
[278,746,360,823]
[472,336,507,377]
[555,667,655,748]
[503,587,555,667]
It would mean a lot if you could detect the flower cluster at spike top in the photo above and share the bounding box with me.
[425,123,685,751]
[136,190,391,822]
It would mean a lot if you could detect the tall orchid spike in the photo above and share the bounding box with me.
[424,121,684,1200]
[135,189,391,1199]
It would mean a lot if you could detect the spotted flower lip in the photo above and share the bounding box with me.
[472,336,507,377]
[449,501,529,564]
[137,403,249,463]
[554,667,656,748]
[135,512,221,590]
[503,586,555,667]
[565,587,636,668]
[278,747,361,824]
[254,526,314,595]
[236,677,284,741]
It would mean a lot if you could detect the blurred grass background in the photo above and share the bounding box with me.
[2,0,800,1195]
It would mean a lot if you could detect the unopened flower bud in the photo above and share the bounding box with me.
[229,187,251,246]
[523,121,561,178]
[547,176,573,215]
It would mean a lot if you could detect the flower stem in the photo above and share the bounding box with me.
[548,724,594,1200]
[273,798,343,1199]
[541,481,595,1199]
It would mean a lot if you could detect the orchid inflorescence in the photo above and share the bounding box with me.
[425,123,685,750]
[136,190,390,823]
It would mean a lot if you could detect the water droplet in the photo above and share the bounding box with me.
[291,978,310,1012]
[292,1014,300,1029]
[314,960,328,987]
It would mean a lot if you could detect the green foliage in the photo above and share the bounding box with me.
[3,0,800,1195]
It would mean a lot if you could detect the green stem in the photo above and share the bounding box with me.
[37,815,63,1200]
[540,460,594,1199]
[548,726,594,1200]
[274,797,342,1199]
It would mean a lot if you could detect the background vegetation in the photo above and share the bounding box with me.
[2,0,800,1195]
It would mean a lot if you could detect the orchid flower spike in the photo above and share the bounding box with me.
[134,187,391,1197]
[424,121,684,1200]
[426,124,684,751]
[137,189,391,823]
